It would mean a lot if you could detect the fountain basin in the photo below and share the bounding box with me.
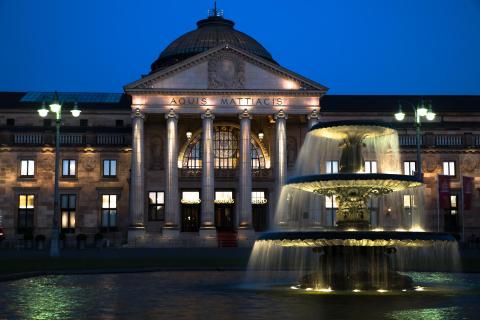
[257,231,456,247]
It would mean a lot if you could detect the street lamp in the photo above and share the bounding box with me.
[394,99,435,180]
[38,91,81,257]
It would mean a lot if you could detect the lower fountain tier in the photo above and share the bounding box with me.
[257,231,456,247]
[300,246,413,290]
[286,173,423,229]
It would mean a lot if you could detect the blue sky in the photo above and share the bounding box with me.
[0,0,479,94]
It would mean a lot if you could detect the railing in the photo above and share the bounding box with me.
[474,135,480,147]
[96,134,125,145]
[59,134,84,145]
[179,168,202,178]
[179,168,272,179]
[435,135,463,146]
[398,135,422,146]
[14,133,43,144]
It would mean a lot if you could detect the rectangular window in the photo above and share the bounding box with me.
[325,195,338,209]
[326,161,339,174]
[101,194,117,229]
[20,160,35,177]
[443,161,456,176]
[62,159,76,177]
[6,118,15,126]
[115,120,124,127]
[450,195,458,215]
[252,191,267,204]
[364,161,378,173]
[148,192,165,221]
[43,119,52,127]
[403,195,416,215]
[18,194,34,233]
[404,161,416,176]
[181,191,201,204]
[215,191,234,204]
[103,160,117,177]
[61,194,76,232]
[80,119,88,127]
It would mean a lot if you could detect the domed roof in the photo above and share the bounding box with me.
[150,14,276,72]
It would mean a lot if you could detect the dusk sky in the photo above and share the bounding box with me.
[0,0,479,94]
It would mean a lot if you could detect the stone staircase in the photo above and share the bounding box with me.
[217,231,238,247]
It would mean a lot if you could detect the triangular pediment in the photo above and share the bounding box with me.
[124,45,328,93]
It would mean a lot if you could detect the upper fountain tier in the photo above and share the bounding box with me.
[286,120,422,229]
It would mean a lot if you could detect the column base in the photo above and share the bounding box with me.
[128,226,146,246]
[199,226,217,247]
[237,227,256,247]
[162,226,180,239]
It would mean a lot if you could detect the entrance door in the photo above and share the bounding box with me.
[215,204,234,231]
[253,204,268,232]
[181,204,200,232]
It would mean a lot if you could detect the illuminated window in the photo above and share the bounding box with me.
[403,195,416,214]
[326,161,339,174]
[450,195,458,215]
[148,192,165,221]
[404,161,416,176]
[61,194,76,232]
[252,191,267,204]
[443,161,456,176]
[182,126,265,169]
[101,194,117,230]
[325,195,338,209]
[181,191,201,204]
[215,191,234,204]
[103,160,117,177]
[214,128,238,169]
[62,159,76,177]
[18,194,34,233]
[364,161,377,173]
[20,160,35,177]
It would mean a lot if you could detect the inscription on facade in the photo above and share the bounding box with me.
[169,97,285,106]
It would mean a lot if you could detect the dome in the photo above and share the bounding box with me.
[150,15,276,72]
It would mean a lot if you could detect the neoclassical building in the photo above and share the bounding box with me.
[0,11,479,247]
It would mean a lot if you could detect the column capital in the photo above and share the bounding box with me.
[307,109,319,121]
[165,108,178,120]
[131,108,145,119]
[274,109,288,120]
[239,108,252,120]
[201,108,215,120]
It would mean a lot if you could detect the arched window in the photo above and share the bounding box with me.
[182,125,266,169]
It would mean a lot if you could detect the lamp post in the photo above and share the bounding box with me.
[394,99,435,180]
[38,92,81,257]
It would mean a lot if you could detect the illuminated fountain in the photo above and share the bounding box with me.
[248,120,459,291]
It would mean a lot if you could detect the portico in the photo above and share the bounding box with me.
[123,13,326,246]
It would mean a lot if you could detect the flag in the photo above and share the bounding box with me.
[438,175,451,209]
[463,176,474,210]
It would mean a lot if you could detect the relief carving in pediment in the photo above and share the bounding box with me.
[208,52,245,89]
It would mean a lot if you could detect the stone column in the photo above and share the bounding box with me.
[200,109,216,240]
[238,110,254,243]
[307,109,322,227]
[307,109,319,129]
[128,108,145,243]
[164,109,180,237]
[274,110,288,209]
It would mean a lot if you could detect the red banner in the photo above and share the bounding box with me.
[463,176,474,210]
[438,175,451,209]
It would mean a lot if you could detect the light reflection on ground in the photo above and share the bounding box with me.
[0,272,479,320]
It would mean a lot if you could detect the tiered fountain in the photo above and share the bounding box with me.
[248,120,458,291]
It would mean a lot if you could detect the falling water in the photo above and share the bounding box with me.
[247,122,461,290]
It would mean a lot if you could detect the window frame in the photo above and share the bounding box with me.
[326,160,339,174]
[60,194,76,232]
[148,191,165,221]
[101,194,118,231]
[103,159,118,178]
[442,161,456,177]
[18,194,35,233]
[19,159,35,178]
[403,161,416,176]
[62,159,77,177]
[364,160,378,173]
